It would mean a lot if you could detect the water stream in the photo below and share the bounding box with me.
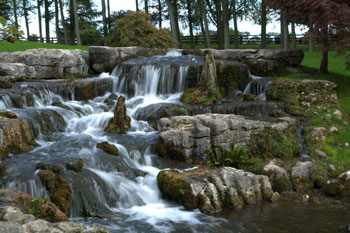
[0,51,348,232]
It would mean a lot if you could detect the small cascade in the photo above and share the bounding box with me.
[111,51,203,97]
[296,123,310,158]
[243,74,274,101]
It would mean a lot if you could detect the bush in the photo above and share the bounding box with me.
[104,12,177,48]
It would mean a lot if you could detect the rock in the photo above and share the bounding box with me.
[270,192,280,202]
[323,114,331,121]
[269,110,289,118]
[334,109,342,119]
[0,75,19,89]
[96,142,118,156]
[324,171,350,197]
[329,126,338,134]
[104,93,119,108]
[52,102,72,111]
[314,149,327,158]
[73,78,113,101]
[291,161,314,192]
[36,163,65,175]
[0,49,89,79]
[0,117,36,159]
[39,170,72,213]
[1,206,34,224]
[263,160,290,192]
[266,79,338,117]
[105,96,131,133]
[22,219,62,233]
[0,221,25,233]
[341,224,350,232]
[157,166,273,214]
[65,158,84,172]
[308,127,326,144]
[0,110,17,119]
[81,224,110,233]
[158,114,299,164]
[0,189,68,222]
[241,93,259,101]
[53,222,86,233]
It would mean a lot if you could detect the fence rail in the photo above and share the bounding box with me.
[25,34,306,46]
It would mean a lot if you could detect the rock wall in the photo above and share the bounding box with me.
[157,113,299,164]
[157,166,274,214]
[0,49,89,87]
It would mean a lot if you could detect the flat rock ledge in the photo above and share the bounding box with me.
[157,113,299,164]
[157,166,274,214]
[0,206,109,233]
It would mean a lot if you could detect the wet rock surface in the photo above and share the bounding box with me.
[73,77,113,101]
[105,96,131,133]
[96,142,119,156]
[157,166,273,214]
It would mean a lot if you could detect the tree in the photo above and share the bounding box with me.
[104,12,177,48]
[199,0,210,48]
[72,0,81,45]
[23,0,31,40]
[37,0,43,42]
[101,0,107,36]
[266,0,350,73]
[186,0,195,49]
[44,0,52,43]
[59,0,68,44]
[136,0,139,11]
[166,0,181,48]
[261,0,267,48]
[0,16,24,41]
[54,0,60,43]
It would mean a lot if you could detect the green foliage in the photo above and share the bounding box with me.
[0,16,24,40]
[105,12,178,48]
[222,145,249,168]
[0,41,89,52]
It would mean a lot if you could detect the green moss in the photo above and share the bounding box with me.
[249,128,300,158]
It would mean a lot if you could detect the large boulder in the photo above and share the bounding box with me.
[324,171,350,197]
[0,114,36,159]
[105,96,131,133]
[157,114,299,164]
[0,189,68,222]
[89,46,166,73]
[263,160,290,193]
[73,77,113,101]
[157,166,273,214]
[291,161,314,192]
[0,49,89,79]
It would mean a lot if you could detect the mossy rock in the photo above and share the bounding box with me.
[181,87,221,105]
[96,142,119,156]
[39,170,72,214]
[249,128,300,158]
[157,170,197,210]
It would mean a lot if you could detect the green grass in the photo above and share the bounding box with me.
[0,41,89,52]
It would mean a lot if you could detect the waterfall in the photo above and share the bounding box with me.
[243,74,274,101]
[0,52,223,233]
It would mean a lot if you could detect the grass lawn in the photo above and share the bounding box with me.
[0,41,89,52]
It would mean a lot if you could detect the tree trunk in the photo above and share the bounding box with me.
[215,0,224,49]
[59,0,68,44]
[283,12,289,49]
[280,10,284,49]
[107,0,111,31]
[23,0,30,40]
[54,0,60,43]
[261,0,267,49]
[232,0,239,49]
[320,30,329,74]
[166,0,180,48]
[186,0,195,49]
[291,22,296,49]
[13,0,19,38]
[158,0,162,28]
[222,0,230,49]
[72,0,81,45]
[101,0,107,36]
[173,0,181,48]
[37,0,43,42]
[135,0,139,11]
[44,0,50,43]
[69,0,75,44]
[145,0,149,13]
[199,0,210,48]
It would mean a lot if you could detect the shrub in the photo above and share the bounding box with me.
[104,12,177,48]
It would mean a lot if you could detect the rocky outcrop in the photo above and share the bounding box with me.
[65,158,84,173]
[291,161,314,192]
[266,79,338,117]
[157,166,274,214]
[96,142,119,155]
[0,205,109,233]
[0,113,36,159]
[157,114,299,164]
[324,171,350,197]
[0,189,68,222]
[105,96,131,133]
[73,77,113,101]
[0,49,89,80]
[263,160,290,193]
[38,167,72,214]
[89,46,167,73]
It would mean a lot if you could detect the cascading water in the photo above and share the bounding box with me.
[243,74,274,101]
[1,51,348,232]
